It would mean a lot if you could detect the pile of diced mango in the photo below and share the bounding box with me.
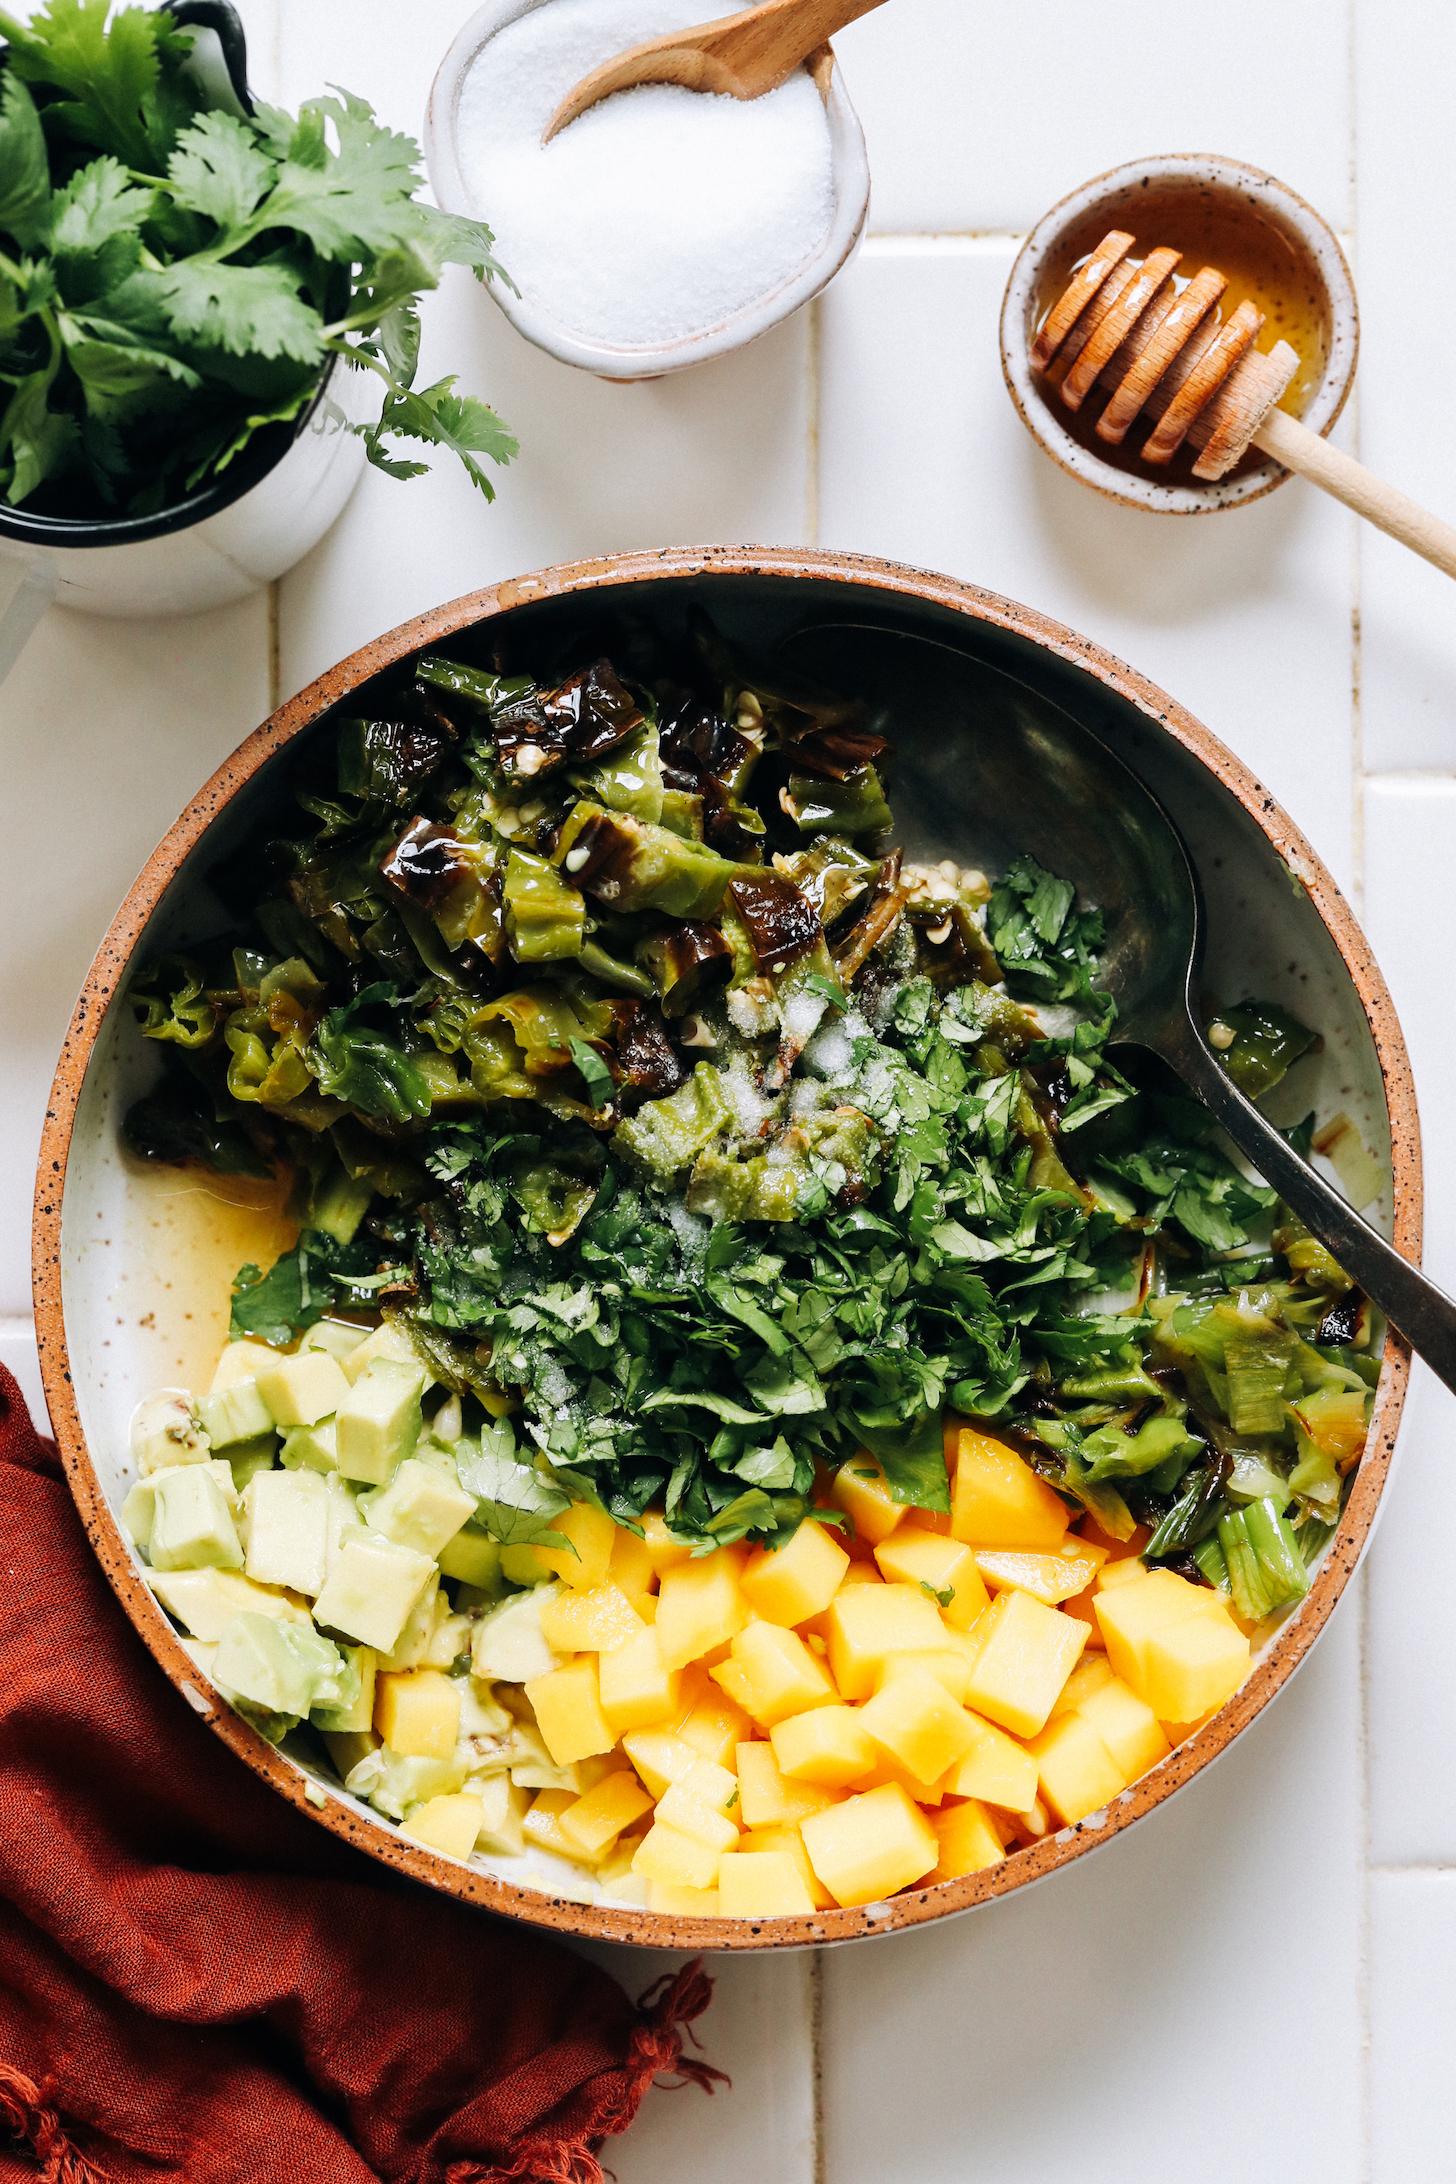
[475,1427,1254,1919]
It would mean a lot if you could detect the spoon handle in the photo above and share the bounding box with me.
[1160,1018,1456,1397]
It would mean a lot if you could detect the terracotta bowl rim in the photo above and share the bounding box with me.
[32,543,1420,1952]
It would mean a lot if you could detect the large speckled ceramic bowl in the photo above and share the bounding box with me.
[34,546,1419,1950]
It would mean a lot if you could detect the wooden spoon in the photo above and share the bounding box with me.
[1034,230,1456,580]
[543,0,888,143]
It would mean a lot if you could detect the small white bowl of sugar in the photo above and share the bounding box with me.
[426,0,871,378]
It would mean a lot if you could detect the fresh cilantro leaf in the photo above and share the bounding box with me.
[1,0,190,169]
[0,368,78,503]
[264,90,421,258]
[229,1230,375,1345]
[49,155,153,260]
[167,110,276,231]
[0,75,51,247]
[363,373,518,499]
[456,1426,572,1548]
[919,1580,955,1609]
[149,258,326,363]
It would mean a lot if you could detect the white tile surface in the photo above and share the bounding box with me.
[1355,0,1456,772]
[1363,782,1456,1868]
[574,1948,815,2184]
[1370,1871,1456,2183]
[849,0,1352,236]
[820,1603,1366,2184]
[818,239,1359,891]
[2,0,1453,2173]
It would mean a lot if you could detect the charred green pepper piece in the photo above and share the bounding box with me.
[380,819,500,954]
[784,765,892,839]
[614,1063,731,1179]
[1209,1001,1317,1100]
[727,870,822,972]
[502,849,586,964]
[553,802,737,918]
[638,921,734,1017]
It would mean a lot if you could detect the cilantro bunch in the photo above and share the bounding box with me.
[0,0,516,515]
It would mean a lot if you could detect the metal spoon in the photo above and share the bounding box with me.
[780,619,1456,1394]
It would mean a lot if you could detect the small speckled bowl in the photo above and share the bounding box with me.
[34,547,1418,1952]
[1001,153,1359,514]
[424,0,870,379]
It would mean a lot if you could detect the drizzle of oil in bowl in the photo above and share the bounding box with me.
[120,1157,296,1390]
[1034,183,1332,483]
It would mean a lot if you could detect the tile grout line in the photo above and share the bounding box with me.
[809,1951,825,2184]
[1348,8,1374,2177]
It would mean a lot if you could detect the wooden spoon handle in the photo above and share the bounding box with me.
[702,0,888,92]
[1253,408,1456,581]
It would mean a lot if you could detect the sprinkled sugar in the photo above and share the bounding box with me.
[454,0,836,349]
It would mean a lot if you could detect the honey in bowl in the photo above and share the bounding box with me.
[1032,177,1333,483]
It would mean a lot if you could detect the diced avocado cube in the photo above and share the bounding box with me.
[336,1360,424,1485]
[280,1419,338,1474]
[500,1544,553,1587]
[148,1465,243,1572]
[255,1349,351,1429]
[241,1469,332,1597]
[148,1566,311,1641]
[439,1526,503,1591]
[124,1459,236,1553]
[362,1455,474,1559]
[197,1378,274,1450]
[321,1726,380,1782]
[313,1531,435,1652]
[471,1585,559,1683]
[341,1321,427,1386]
[228,1434,279,1491]
[302,1319,369,1364]
[343,1745,467,1822]
[475,1772,529,1855]
[214,1610,345,1718]
[311,1644,377,1734]
[421,1605,472,1672]
[379,1574,445,1670]
[210,1338,281,1392]
[130,1390,210,1475]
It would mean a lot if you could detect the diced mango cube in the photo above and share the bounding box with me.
[599,1625,681,1735]
[874,1528,991,1629]
[648,1880,720,1916]
[655,1781,739,1855]
[524,1787,605,1865]
[673,1668,752,1765]
[640,1511,696,1575]
[961,1589,1088,1738]
[674,1755,738,1814]
[632,1820,722,1893]
[1141,1610,1250,1723]
[718,1850,816,1918]
[929,1798,1006,1883]
[1096,1553,1156,1593]
[711,1619,835,1727]
[801,1783,938,1908]
[743,1825,835,1908]
[535,1501,618,1591]
[655,1547,748,1669]
[770,1704,877,1788]
[1049,1654,1116,1717]
[400,1792,483,1862]
[941,1710,1040,1813]
[825,1584,947,1701]
[1077,1674,1171,1780]
[830,1458,906,1545]
[1028,1710,1126,1825]
[608,1524,658,1603]
[373,1668,461,1760]
[524,1658,616,1766]
[883,1644,974,1705]
[538,1582,645,1654]
[1093,1570,1231,1694]
[973,1543,1106,1606]
[736,1740,839,1829]
[859,1666,979,1789]
[476,1773,529,1855]
[621,1728,703,1798]
[742,1521,851,1625]
[559,1772,656,1859]
[950,1430,1069,1550]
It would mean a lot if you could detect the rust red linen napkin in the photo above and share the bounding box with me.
[0,1366,719,2184]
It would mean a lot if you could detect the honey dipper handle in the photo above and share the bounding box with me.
[1253,408,1456,581]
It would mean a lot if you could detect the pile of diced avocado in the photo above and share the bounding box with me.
[126,1323,1259,1919]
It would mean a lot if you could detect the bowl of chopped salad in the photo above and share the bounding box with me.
[34,546,1419,1948]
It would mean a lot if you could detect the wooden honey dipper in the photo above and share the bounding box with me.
[1032,228,1456,579]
